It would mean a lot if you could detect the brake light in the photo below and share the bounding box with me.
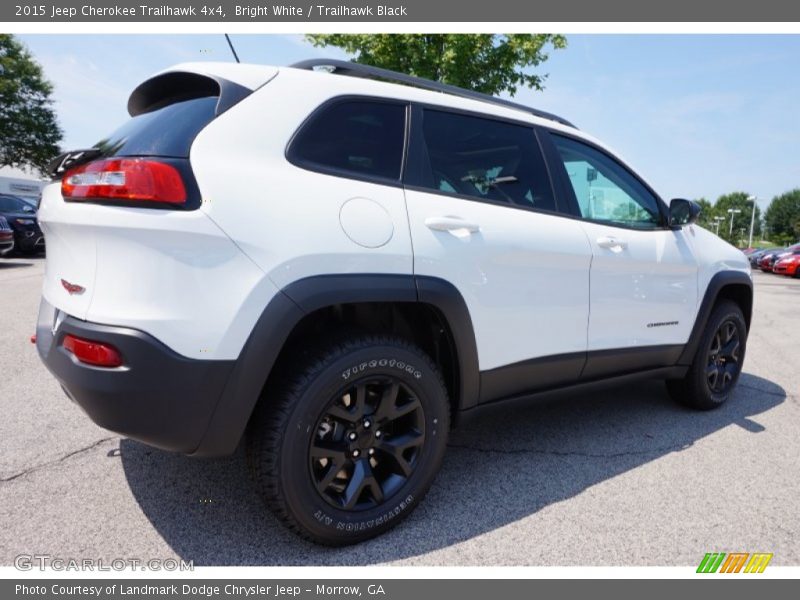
[63,334,123,368]
[61,158,186,204]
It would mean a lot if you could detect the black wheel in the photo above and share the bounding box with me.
[666,300,746,410]
[246,336,450,545]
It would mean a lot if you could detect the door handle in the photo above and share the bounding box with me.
[596,236,628,250]
[424,216,480,233]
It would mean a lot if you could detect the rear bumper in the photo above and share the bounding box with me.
[35,298,234,454]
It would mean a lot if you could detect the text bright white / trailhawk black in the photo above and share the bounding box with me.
[36,59,753,545]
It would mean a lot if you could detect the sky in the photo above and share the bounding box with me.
[10,34,800,211]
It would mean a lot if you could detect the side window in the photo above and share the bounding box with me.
[415,109,556,211]
[550,134,662,229]
[289,100,406,181]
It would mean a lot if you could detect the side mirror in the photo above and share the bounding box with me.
[669,198,700,227]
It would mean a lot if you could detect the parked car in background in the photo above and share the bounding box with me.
[748,247,780,268]
[0,216,14,256]
[773,250,800,277]
[0,194,45,255]
[763,243,800,272]
[759,251,779,272]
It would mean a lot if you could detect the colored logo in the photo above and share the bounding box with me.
[697,552,773,573]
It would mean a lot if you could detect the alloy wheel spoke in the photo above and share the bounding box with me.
[373,381,400,420]
[709,334,721,357]
[720,337,740,361]
[326,404,359,423]
[389,396,422,422]
[721,370,733,387]
[353,383,367,419]
[315,462,342,493]
[706,364,720,390]
[310,440,348,463]
[724,322,736,343]
[342,458,384,509]
[342,460,368,509]
[377,431,423,476]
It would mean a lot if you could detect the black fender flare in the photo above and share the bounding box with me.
[676,270,753,366]
[192,274,479,456]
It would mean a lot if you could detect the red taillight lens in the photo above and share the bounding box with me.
[61,158,186,204]
[63,334,123,368]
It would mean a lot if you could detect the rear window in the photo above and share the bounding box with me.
[94,96,218,158]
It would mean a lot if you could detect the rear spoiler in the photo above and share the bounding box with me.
[128,62,279,117]
[127,71,251,117]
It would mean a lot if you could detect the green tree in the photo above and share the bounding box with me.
[764,189,800,246]
[305,34,567,96]
[713,192,761,246]
[694,198,717,230]
[0,34,62,173]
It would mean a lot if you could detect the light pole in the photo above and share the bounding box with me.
[746,196,757,249]
[713,216,725,235]
[728,208,742,237]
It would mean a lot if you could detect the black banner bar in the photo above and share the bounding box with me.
[4,0,800,22]
[4,579,799,600]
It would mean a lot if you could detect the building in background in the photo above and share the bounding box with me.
[0,168,46,204]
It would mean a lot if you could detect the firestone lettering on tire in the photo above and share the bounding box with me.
[341,359,423,381]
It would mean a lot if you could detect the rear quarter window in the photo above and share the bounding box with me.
[287,99,407,182]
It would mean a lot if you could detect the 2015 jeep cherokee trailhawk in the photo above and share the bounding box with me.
[36,59,753,545]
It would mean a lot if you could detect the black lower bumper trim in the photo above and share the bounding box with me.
[36,298,234,454]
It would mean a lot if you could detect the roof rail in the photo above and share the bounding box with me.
[289,58,577,129]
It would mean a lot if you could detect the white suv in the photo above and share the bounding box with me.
[36,59,752,545]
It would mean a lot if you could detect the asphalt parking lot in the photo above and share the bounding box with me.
[0,256,797,566]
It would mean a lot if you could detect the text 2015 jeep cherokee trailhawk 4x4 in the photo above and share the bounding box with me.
[36,60,752,545]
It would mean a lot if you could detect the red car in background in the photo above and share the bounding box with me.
[0,216,14,256]
[760,243,800,272]
[773,251,800,277]
[759,251,780,272]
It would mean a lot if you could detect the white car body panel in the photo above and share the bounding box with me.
[684,224,753,309]
[38,184,274,360]
[405,189,592,370]
[578,221,700,350]
[191,71,413,289]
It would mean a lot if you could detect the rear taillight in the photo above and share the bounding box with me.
[61,158,186,205]
[63,334,123,368]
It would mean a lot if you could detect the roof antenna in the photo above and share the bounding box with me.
[224,34,240,63]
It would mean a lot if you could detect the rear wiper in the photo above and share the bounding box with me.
[47,148,103,180]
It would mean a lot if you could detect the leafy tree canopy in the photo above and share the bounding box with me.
[305,34,567,96]
[0,34,62,173]
[764,189,800,246]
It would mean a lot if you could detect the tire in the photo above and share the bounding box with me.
[666,300,747,410]
[246,335,450,545]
